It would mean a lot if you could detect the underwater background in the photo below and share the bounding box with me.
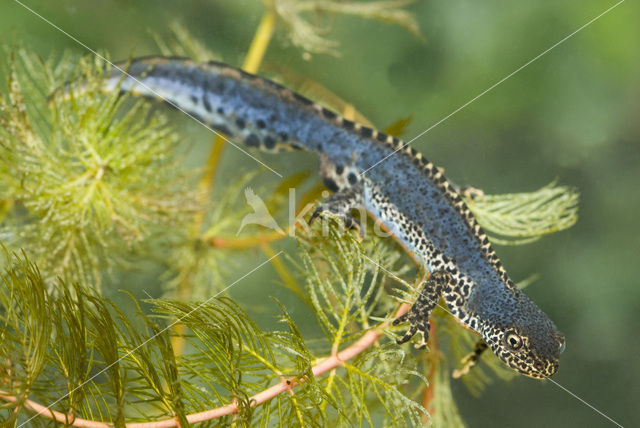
[2,0,638,426]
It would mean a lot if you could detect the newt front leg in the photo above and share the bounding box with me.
[309,182,364,232]
[394,270,452,348]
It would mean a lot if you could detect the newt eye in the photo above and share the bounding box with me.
[504,330,523,350]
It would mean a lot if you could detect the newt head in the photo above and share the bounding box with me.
[478,291,566,379]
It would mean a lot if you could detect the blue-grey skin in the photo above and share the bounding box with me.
[103,57,565,378]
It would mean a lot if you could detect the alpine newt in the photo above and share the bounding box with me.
[99,56,566,378]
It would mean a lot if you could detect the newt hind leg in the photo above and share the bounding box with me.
[452,340,488,378]
[394,270,452,348]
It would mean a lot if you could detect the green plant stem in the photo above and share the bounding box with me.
[171,9,277,356]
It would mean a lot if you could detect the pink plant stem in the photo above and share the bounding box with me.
[0,303,411,427]
[0,392,110,428]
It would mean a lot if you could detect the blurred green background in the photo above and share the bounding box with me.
[2,0,638,426]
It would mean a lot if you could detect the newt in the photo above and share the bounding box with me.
[98,56,565,378]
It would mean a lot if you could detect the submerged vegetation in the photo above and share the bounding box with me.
[0,1,579,426]
[0,51,200,288]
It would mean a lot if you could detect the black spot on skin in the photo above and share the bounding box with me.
[322,108,337,119]
[149,67,170,79]
[159,94,176,109]
[236,118,246,129]
[336,164,344,175]
[213,124,232,136]
[237,68,258,80]
[347,172,358,185]
[360,127,373,138]
[392,137,401,146]
[256,119,266,129]
[342,119,354,129]
[293,92,313,105]
[203,95,212,112]
[279,132,289,141]
[245,134,260,147]
[202,78,211,93]
[376,132,388,142]
[190,95,198,104]
[261,78,286,91]
[217,106,224,115]
[323,177,339,192]
[264,135,276,149]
